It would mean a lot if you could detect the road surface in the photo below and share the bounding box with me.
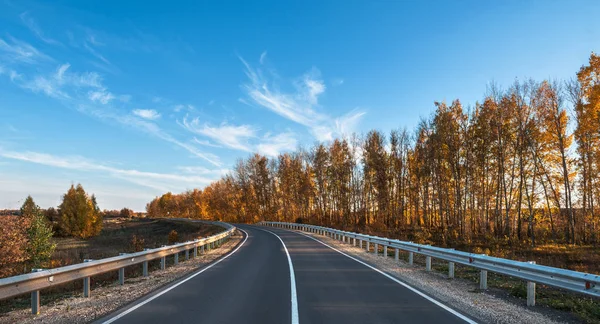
[97,225,474,324]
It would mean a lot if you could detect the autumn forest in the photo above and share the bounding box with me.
[147,53,600,248]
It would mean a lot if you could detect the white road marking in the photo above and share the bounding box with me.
[100,229,249,324]
[253,227,300,324]
[291,229,478,324]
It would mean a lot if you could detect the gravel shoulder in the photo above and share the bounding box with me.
[0,230,244,324]
[298,230,578,324]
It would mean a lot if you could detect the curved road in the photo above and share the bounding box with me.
[97,225,474,324]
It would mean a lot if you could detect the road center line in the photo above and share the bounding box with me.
[252,227,299,324]
[291,229,477,324]
[100,229,249,324]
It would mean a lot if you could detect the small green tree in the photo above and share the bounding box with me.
[58,184,103,239]
[27,212,56,268]
[20,197,56,268]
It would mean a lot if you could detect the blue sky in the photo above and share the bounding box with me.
[1,0,598,211]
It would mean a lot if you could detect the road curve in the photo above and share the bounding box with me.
[97,224,473,324]
[97,226,292,324]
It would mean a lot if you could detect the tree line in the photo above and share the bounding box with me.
[147,53,600,247]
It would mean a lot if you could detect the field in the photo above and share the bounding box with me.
[0,217,222,315]
[50,217,222,267]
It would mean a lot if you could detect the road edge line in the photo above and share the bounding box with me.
[100,228,249,324]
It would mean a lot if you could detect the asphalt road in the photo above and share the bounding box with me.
[98,225,473,324]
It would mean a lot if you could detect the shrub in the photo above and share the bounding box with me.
[130,234,145,252]
[168,230,179,244]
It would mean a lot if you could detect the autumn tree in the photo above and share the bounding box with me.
[58,184,103,239]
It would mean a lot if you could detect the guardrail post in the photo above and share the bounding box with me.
[160,246,167,269]
[366,241,370,252]
[185,249,190,260]
[201,244,205,253]
[31,268,43,314]
[353,238,356,246]
[408,252,414,265]
[394,248,399,261]
[527,261,536,306]
[193,245,198,258]
[383,246,388,258]
[425,256,432,271]
[118,253,126,285]
[83,259,93,297]
[448,262,455,279]
[359,239,363,249]
[174,252,179,265]
[480,270,488,290]
[374,244,378,256]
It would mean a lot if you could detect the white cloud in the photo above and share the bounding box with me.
[257,132,297,157]
[240,56,365,142]
[83,41,111,66]
[174,104,195,112]
[335,110,366,136]
[0,149,216,193]
[194,138,223,148]
[0,52,221,168]
[181,116,256,151]
[19,12,62,45]
[132,109,161,120]
[0,35,52,64]
[88,90,115,104]
[21,63,105,99]
[260,51,267,64]
[177,166,230,177]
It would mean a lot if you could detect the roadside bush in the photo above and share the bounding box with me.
[130,234,145,252]
[168,230,179,244]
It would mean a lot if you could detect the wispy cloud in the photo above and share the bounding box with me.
[260,51,267,64]
[177,166,230,177]
[1,60,219,167]
[88,90,115,104]
[133,109,161,120]
[0,149,216,193]
[83,42,112,65]
[240,56,365,142]
[181,116,256,151]
[21,63,103,99]
[19,12,62,45]
[0,35,52,64]
[257,131,297,157]
[174,104,195,112]
[193,138,223,148]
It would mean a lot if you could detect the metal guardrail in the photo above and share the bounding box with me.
[260,221,600,306]
[0,220,236,314]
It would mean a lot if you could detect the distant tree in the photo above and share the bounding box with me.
[58,184,103,239]
[44,207,59,223]
[120,208,135,218]
[20,195,38,219]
